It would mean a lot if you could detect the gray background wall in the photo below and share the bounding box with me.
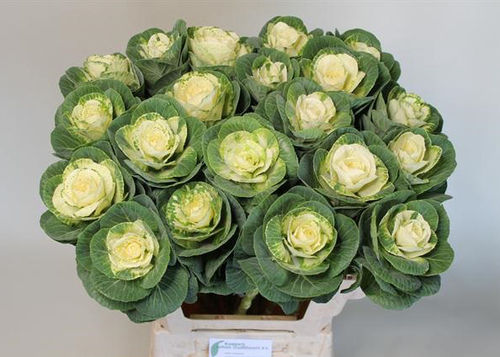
[1,1,499,356]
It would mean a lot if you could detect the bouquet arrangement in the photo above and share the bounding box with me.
[40,16,456,322]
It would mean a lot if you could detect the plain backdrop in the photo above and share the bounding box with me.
[1,1,499,356]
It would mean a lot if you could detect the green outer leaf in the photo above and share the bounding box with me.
[363,246,421,293]
[77,263,136,312]
[90,268,151,303]
[239,258,294,303]
[382,250,430,276]
[327,214,360,276]
[134,264,189,319]
[361,269,419,310]
[40,211,85,244]
[424,240,454,276]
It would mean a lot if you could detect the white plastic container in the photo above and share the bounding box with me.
[150,280,364,357]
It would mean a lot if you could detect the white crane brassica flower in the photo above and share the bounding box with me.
[340,28,382,60]
[261,16,310,56]
[237,186,359,307]
[385,127,456,193]
[311,51,366,92]
[298,128,399,207]
[75,197,189,322]
[40,142,135,244]
[300,36,380,100]
[166,71,237,123]
[51,80,139,159]
[359,195,454,309]
[59,53,144,97]
[110,97,205,187]
[252,58,288,88]
[126,22,189,94]
[188,26,250,67]
[236,48,295,102]
[203,114,298,198]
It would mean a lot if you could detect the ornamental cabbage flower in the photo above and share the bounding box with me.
[260,16,311,56]
[236,186,359,311]
[340,28,382,60]
[311,51,365,92]
[75,196,189,322]
[40,142,135,244]
[300,36,380,99]
[187,26,251,68]
[157,181,245,290]
[51,80,139,159]
[165,70,239,123]
[298,128,399,208]
[339,28,401,85]
[256,78,352,149]
[385,128,456,193]
[109,96,205,187]
[235,48,296,102]
[361,87,443,136]
[203,114,298,198]
[126,21,189,94]
[252,58,288,88]
[59,53,144,97]
[388,91,432,128]
[358,193,454,309]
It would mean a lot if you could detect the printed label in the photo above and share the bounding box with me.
[209,338,272,357]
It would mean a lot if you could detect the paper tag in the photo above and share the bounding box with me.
[209,338,272,357]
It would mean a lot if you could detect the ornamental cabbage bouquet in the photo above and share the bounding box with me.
[40,16,456,322]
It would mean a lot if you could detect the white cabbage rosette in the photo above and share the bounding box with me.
[252,58,288,88]
[363,86,443,136]
[359,195,454,309]
[110,96,205,187]
[262,78,353,149]
[339,28,402,86]
[51,79,139,159]
[235,48,295,102]
[361,86,443,137]
[158,181,245,289]
[260,16,311,56]
[165,70,238,124]
[75,197,189,323]
[126,21,189,93]
[59,53,144,97]
[203,114,298,198]
[300,36,380,101]
[340,28,382,60]
[385,127,456,193]
[298,128,399,207]
[187,26,251,68]
[386,86,444,133]
[40,142,134,244]
[237,186,359,308]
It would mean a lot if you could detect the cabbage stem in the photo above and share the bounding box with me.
[235,289,259,315]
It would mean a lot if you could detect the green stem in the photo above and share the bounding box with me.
[235,289,259,315]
